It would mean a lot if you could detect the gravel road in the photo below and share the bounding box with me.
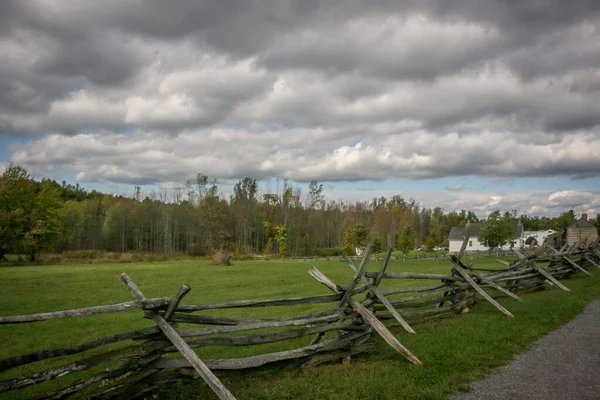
[452,300,600,400]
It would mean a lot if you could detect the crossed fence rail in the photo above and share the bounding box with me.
[1,234,598,399]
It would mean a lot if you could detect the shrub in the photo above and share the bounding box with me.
[315,248,345,257]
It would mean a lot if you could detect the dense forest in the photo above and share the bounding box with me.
[1,164,597,261]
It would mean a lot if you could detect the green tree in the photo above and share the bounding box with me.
[555,210,576,231]
[0,165,63,261]
[274,224,287,257]
[397,227,414,255]
[525,236,538,246]
[424,236,436,252]
[343,224,368,255]
[23,180,64,260]
[478,211,513,250]
[0,166,35,260]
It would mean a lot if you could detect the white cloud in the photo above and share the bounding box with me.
[11,126,600,185]
[548,191,599,208]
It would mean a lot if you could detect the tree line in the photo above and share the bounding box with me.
[1,165,597,261]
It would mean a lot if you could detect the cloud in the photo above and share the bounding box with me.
[548,190,598,207]
[445,185,465,191]
[1,0,600,193]
[11,127,600,185]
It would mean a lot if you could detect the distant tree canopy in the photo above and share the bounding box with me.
[0,164,589,261]
[0,166,63,260]
[478,211,513,250]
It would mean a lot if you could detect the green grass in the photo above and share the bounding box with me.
[1,257,598,399]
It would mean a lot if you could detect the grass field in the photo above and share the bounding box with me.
[1,257,599,399]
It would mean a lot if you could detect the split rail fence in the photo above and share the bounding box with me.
[1,235,598,399]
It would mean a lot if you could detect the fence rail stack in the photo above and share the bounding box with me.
[0,236,597,399]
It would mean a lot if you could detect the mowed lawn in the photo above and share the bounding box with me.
[1,257,599,399]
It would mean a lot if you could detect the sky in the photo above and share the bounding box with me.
[1,0,599,218]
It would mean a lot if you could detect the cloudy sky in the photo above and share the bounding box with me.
[1,0,599,218]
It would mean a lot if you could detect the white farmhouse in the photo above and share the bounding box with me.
[519,229,555,248]
[448,220,524,254]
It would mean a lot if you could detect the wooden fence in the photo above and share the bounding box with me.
[1,235,598,400]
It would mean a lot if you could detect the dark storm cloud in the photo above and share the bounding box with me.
[1,0,600,189]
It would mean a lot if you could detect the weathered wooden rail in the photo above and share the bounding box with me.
[1,237,597,399]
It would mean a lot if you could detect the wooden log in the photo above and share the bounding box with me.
[150,317,236,400]
[119,273,237,400]
[562,256,592,276]
[164,308,345,327]
[369,287,415,334]
[529,264,570,291]
[374,248,393,287]
[308,267,340,292]
[33,352,162,400]
[176,310,351,338]
[386,312,455,327]
[176,322,366,349]
[547,247,592,277]
[301,343,374,368]
[472,272,522,301]
[485,267,536,278]
[0,326,159,372]
[173,294,343,312]
[378,298,475,319]
[493,273,540,282]
[347,248,415,334]
[584,255,600,269]
[151,330,371,370]
[308,267,421,365]
[86,367,161,400]
[338,244,373,307]
[451,263,514,317]
[503,279,545,290]
[0,298,170,324]
[1,361,93,394]
[367,292,456,310]
[511,250,571,291]
[307,266,355,345]
[496,259,511,267]
[371,295,458,311]
[0,343,161,394]
[34,369,126,400]
[365,272,464,281]
[384,287,458,304]
[163,284,191,320]
[457,231,471,261]
[380,284,447,296]
[349,301,420,364]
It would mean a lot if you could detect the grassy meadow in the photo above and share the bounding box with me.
[1,256,599,399]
